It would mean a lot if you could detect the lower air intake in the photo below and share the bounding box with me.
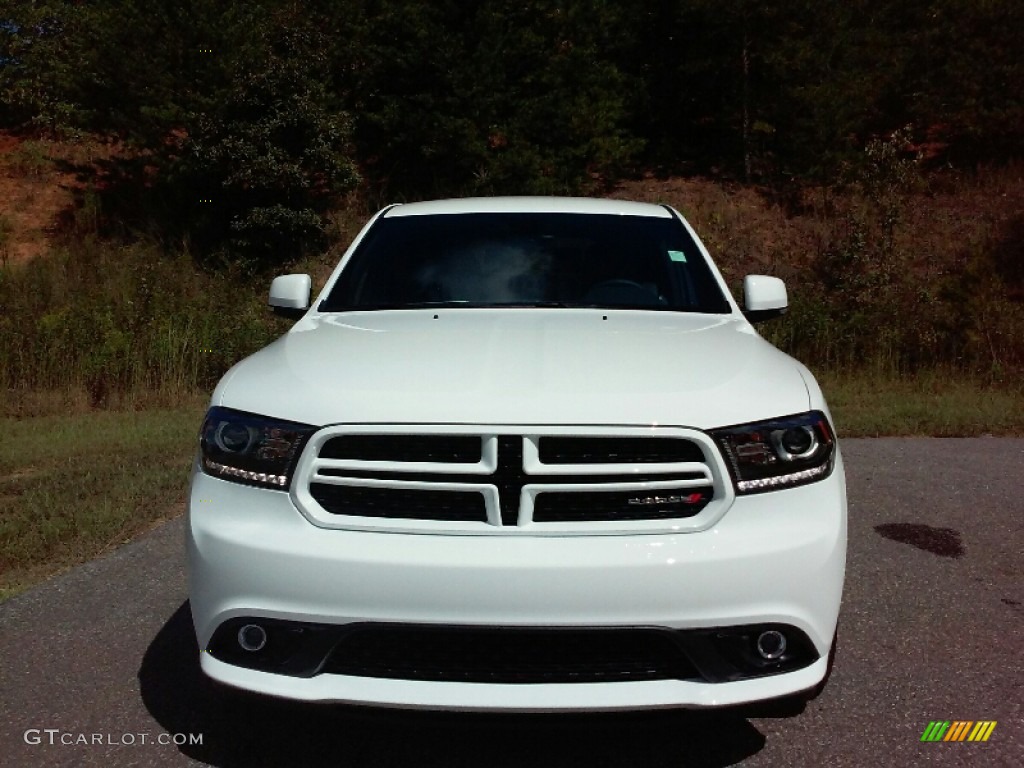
[322,626,698,683]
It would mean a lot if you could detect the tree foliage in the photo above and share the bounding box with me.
[338,0,639,198]
[1,0,1021,255]
[182,5,358,261]
[0,1,92,132]
[1,0,359,265]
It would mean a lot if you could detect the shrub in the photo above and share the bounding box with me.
[0,241,280,405]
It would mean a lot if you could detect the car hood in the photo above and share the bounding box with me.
[214,309,810,429]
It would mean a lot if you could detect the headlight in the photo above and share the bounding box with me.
[199,407,317,489]
[710,411,835,494]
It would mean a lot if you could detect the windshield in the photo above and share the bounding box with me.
[321,212,732,313]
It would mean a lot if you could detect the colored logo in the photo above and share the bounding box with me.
[921,721,996,742]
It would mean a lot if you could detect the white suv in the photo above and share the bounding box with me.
[187,197,846,711]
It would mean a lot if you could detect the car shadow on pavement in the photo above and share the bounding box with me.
[140,602,770,767]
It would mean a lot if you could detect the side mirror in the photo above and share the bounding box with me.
[269,274,312,319]
[742,274,788,323]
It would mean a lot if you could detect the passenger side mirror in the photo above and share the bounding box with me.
[742,275,788,323]
[269,274,312,320]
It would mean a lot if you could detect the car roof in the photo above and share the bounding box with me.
[382,196,673,218]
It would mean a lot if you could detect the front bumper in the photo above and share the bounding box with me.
[186,451,846,711]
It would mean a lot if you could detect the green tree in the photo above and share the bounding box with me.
[0,1,94,132]
[1,1,358,264]
[182,5,359,263]
[904,0,1024,165]
[614,0,799,179]
[617,1,949,181]
[341,0,639,198]
[763,0,906,181]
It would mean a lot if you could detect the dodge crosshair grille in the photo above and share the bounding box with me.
[291,426,730,534]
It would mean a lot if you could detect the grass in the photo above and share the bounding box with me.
[0,241,281,400]
[0,405,205,600]
[821,368,1024,437]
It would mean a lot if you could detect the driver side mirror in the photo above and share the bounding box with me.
[742,275,788,323]
[268,274,312,320]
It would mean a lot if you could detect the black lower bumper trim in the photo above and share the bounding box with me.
[206,619,820,684]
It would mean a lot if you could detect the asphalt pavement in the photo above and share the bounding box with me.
[1,438,1021,767]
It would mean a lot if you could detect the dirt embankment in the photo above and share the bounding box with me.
[0,131,123,265]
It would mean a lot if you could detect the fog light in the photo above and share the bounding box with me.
[756,630,787,660]
[238,623,268,652]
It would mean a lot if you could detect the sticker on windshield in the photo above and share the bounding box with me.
[668,250,687,263]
